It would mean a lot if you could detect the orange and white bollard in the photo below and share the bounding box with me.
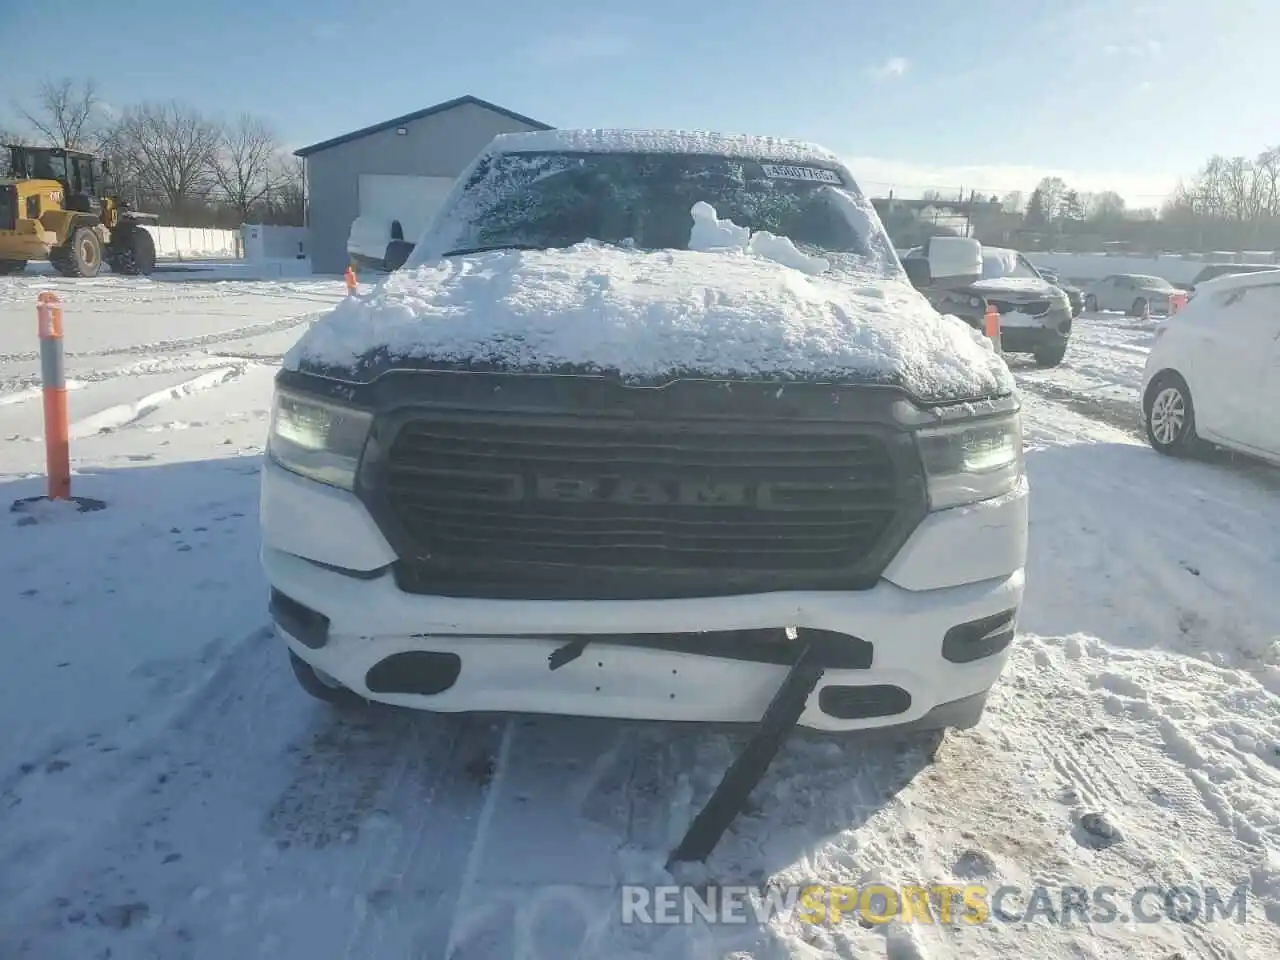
[983,301,1002,354]
[11,294,105,518]
[344,265,357,295]
[37,293,70,501]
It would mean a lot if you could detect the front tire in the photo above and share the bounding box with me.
[54,227,104,278]
[1144,372,1200,456]
[108,224,157,276]
[1034,342,1068,367]
[288,651,367,708]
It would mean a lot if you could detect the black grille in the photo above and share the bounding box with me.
[375,414,917,598]
[990,299,1050,317]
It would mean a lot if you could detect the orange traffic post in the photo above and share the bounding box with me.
[344,265,357,295]
[983,301,1002,354]
[37,293,70,500]
[11,293,105,519]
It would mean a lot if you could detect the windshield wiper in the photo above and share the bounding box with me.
[443,242,543,257]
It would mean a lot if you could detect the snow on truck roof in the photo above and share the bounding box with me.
[484,128,846,167]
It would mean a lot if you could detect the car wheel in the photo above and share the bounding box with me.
[1034,342,1068,367]
[1144,372,1200,456]
[1130,297,1149,317]
[1084,294,1098,312]
[288,651,367,708]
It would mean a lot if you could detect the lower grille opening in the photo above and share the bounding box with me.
[942,609,1017,664]
[818,684,911,720]
[269,589,330,650]
[366,652,461,695]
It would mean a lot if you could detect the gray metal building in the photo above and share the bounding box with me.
[294,95,552,275]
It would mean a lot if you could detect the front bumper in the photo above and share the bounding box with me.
[260,460,1028,732]
[997,306,1072,355]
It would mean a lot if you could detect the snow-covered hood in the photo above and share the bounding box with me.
[968,276,1061,299]
[285,243,1014,404]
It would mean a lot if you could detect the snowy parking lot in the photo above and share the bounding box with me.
[1,272,1278,959]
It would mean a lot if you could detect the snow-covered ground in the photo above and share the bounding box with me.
[0,278,1277,959]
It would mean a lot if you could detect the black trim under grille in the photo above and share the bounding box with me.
[363,409,926,600]
[990,299,1050,317]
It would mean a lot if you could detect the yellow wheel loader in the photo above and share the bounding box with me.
[0,145,157,278]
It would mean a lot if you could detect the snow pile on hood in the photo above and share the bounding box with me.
[285,243,1013,402]
[687,201,831,275]
[970,276,1056,295]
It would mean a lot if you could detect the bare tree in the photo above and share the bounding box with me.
[16,78,107,150]
[267,154,306,226]
[1087,190,1127,220]
[0,125,31,147]
[1000,191,1024,214]
[112,101,221,217]
[211,115,279,222]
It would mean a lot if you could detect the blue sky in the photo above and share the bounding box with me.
[2,0,1275,207]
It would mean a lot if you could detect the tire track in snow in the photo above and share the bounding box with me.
[0,627,515,960]
[66,365,246,439]
[0,310,318,365]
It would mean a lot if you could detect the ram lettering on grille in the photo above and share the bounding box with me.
[534,476,750,507]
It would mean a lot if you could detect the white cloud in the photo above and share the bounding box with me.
[527,29,633,65]
[1103,39,1162,57]
[843,155,1180,207]
[865,57,910,82]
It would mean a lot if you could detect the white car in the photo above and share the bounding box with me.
[1084,273,1178,316]
[260,130,1028,742]
[1142,270,1280,463]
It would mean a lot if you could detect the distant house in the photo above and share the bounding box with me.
[294,95,552,275]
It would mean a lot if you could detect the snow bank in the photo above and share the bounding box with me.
[285,241,1012,402]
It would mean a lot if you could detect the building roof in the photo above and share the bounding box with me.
[293,95,553,158]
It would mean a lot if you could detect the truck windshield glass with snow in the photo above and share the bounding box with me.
[437,152,874,267]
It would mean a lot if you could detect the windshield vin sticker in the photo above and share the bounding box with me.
[759,163,842,184]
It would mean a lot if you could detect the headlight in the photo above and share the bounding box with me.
[917,412,1024,510]
[267,388,373,491]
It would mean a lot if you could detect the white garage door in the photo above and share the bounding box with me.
[358,174,456,243]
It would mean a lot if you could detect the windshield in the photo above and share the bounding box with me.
[981,251,1042,280]
[434,151,877,271]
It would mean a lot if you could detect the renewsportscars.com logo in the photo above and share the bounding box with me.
[620,883,1251,927]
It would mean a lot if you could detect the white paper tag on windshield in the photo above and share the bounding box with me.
[759,163,842,184]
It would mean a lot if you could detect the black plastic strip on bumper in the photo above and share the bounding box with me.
[668,641,826,865]
[942,609,1017,664]
[269,589,330,650]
